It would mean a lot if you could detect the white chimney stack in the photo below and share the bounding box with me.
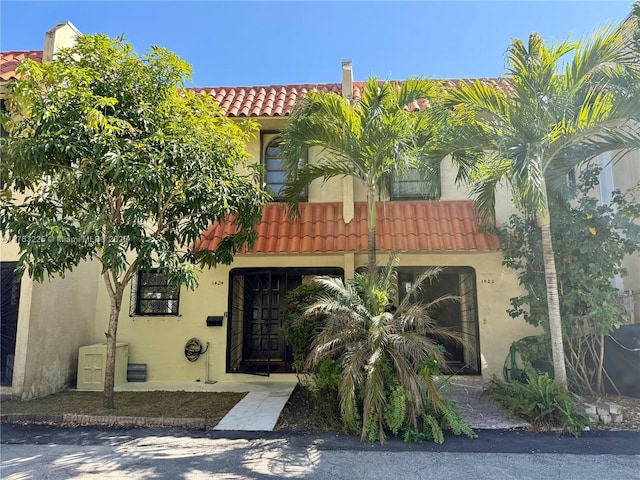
[43,21,81,61]
[341,59,353,101]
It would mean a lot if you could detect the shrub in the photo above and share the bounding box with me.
[303,254,476,444]
[486,369,590,437]
[307,359,343,428]
[282,282,326,372]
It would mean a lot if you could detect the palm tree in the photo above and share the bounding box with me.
[303,255,467,443]
[437,27,640,385]
[281,78,439,274]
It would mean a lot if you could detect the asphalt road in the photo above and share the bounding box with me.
[2,424,640,479]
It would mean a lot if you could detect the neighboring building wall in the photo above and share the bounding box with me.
[578,149,640,323]
[0,20,87,400]
[613,149,640,323]
[11,261,100,399]
[2,239,100,399]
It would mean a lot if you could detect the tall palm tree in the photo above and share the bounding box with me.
[438,26,640,385]
[281,78,439,274]
[303,255,465,443]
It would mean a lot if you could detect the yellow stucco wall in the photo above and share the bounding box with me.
[91,250,537,383]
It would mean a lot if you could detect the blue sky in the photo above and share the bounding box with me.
[1,1,635,87]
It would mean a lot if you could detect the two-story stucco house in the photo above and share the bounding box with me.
[1,21,637,399]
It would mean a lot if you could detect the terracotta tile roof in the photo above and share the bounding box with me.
[192,79,511,117]
[194,200,500,254]
[0,51,43,82]
[192,84,344,117]
[0,50,511,117]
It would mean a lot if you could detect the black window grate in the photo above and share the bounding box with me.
[131,269,180,316]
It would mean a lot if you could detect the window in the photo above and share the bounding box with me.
[390,166,440,200]
[263,136,307,201]
[132,270,180,316]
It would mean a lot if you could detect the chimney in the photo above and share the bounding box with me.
[43,21,81,61]
[341,59,355,224]
[341,59,353,101]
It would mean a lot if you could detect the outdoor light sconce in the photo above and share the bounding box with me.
[206,316,223,327]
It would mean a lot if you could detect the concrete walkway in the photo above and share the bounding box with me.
[214,390,294,431]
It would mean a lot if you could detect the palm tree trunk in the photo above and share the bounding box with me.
[367,228,376,274]
[367,187,377,275]
[539,220,568,386]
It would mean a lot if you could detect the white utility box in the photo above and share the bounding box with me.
[76,343,129,391]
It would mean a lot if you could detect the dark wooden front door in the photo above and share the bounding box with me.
[1,262,21,385]
[227,267,343,375]
[245,273,286,362]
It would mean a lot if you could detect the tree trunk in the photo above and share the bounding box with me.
[367,227,376,275]
[103,281,124,409]
[596,333,605,393]
[367,186,377,275]
[539,221,568,386]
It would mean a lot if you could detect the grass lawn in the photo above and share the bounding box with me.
[1,391,246,429]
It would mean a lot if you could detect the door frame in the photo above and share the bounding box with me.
[1,262,21,386]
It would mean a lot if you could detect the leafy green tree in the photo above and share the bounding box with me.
[437,24,640,385]
[501,166,640,394]
[281,78,440,275]
[0,35,268,408]
[303,255,472,444]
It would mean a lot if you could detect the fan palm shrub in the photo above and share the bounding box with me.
[302,255,475,444]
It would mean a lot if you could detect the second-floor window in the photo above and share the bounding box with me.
[264,137,307,201]
[390,166,440,200]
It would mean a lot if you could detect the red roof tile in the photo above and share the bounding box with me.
[192,83,344,117]
[192,79,511,117]
[194,200,500,254]
[1,50,511,118]
[0,51,43,82]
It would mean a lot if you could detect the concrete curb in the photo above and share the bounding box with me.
[1,413,206,430]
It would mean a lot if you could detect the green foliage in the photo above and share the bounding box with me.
[499,166,640,392]
[371,384,477,445]
[487,371,590,437]
[383,386,407,436]
[280,78,443,272]
[282,282,327,372]
[1,34,268,283]
[440,16,640,385]
[308,359,342,397]
[401,397,477,444]
[304,254,474,444]
[306,359,343,430]
[0,34,268,407]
